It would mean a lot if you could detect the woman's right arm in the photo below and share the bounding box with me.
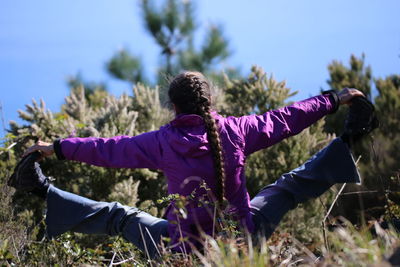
[23,131,163,170]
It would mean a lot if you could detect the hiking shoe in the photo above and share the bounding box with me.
[8,151,50,192]
[343,96,379,142]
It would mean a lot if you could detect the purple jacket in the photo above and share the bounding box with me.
[56,94,335,251]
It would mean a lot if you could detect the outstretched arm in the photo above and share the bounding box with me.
[23,131,163,170]
[238,88,364,155]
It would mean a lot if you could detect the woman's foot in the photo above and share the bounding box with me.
[8,151,50,194]
[341,96,379,145]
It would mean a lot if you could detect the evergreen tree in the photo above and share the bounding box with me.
[107,49,146,84]
[375,75,400,136]
[369,75,400,189]
[106,0,230,86]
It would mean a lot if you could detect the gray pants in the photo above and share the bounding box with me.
[45,138,360,258]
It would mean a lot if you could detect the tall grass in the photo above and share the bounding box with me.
[1,180,399,266]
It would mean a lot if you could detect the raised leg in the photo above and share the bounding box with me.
[250,137,360,237]
[46,185,168,258]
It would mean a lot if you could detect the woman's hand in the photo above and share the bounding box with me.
[338,88,365,105]
[22,140,54,158]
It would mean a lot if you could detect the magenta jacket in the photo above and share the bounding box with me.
[55,94,336,251]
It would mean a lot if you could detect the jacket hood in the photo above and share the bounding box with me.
[166,113,211,157]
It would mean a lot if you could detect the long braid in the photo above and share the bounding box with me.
[169,72,226,204]
[200,106,226,203]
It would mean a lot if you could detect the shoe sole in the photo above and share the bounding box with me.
[8,151,42,191]
[345,96,379,136]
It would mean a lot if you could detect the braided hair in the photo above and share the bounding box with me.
[168,71,226,204]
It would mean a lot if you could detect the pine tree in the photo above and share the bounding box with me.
[369,75,400,191]
[107,49,146,84]
[106,0,230,86]
[375,75,400,136]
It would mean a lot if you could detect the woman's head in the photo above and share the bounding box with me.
[168,71,211,115]
[168,71,226,204]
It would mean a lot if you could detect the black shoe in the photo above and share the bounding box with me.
[8,151,50,192]
[342,96,379,143]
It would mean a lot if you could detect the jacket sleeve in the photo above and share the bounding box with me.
[237,94,336,156]
[54,131,163,169]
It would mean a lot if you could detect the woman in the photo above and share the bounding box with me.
[9,71,376,258]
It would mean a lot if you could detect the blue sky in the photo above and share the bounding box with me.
[1,0,399,138]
